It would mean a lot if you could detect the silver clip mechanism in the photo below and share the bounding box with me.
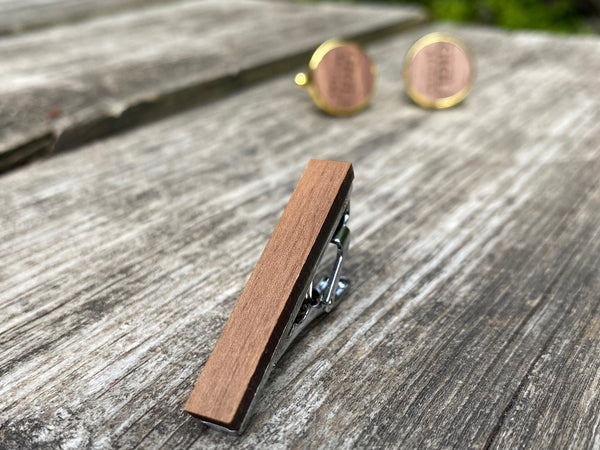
[285,204,350,348]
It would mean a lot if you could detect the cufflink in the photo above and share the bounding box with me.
[295,39,376,116]
[403,32,475,109]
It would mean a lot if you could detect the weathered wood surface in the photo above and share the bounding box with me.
[0,0,175,36]
[1,15,600,450]
[0,0,425,172]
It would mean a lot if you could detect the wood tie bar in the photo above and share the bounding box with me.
[184,159,354,433]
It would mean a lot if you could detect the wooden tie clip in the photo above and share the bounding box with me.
[184,159,354,433]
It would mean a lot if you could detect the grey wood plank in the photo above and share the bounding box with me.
[0,0,178,36]
[0,0,426,173]
[1,24,600,449]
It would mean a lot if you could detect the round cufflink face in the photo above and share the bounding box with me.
[295,40,375,116]
[403,32,474,109]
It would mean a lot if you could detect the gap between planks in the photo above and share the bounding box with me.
[0,0,427,174]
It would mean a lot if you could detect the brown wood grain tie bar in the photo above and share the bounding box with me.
[185,159,354,433]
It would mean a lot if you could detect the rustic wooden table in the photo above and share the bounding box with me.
[1,1,599,448]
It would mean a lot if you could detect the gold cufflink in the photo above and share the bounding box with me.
[295,39,376,116]
[185,159,354,433]
[403,32,475,109]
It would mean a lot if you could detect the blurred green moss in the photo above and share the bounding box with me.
[301,0,598,33]
[425,0,590,32]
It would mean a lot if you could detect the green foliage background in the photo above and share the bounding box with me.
[308,0,598,33]
[421,0,590,32]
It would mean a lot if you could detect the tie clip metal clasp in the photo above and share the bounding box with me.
[283,207,350,354]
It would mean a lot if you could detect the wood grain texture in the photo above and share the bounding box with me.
[0,0,176,36]
[0,20,600,449]
[0,0,425,172]
[185,159,353,431]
